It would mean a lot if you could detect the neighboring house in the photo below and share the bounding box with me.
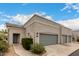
[6,14,76,46]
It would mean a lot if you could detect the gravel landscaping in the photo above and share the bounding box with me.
[4,46,18,56]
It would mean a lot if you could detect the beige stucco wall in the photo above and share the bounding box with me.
[24,23,36,43]
[7,15,73,45]
[24,15,73,44]
[8,27,25,45]
[24,15,61,44]
[61,26,72,43]
[33,22,60,43]
[74,31,79,37]
[61,26,72,35]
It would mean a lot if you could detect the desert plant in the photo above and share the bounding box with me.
[0,40,8,55]
[31,43,46,55]
[0,37,3,41]
[0,33,7,41]
[22,38,33,50]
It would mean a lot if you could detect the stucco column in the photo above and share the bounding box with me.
[34,32,39,44]
[8,32,13,45]
[59,25,63,44]
[70,36,72,43]
[58,34,61,44]
[61,36,63,44]
[67,35,68,43]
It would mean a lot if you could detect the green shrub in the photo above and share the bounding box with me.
[0,37,3,41]
[22,38,33,50]
[0,40,8,55]
[31,43,46,55]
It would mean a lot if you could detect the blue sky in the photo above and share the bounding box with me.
[0,3,78,20]
[0,3,79,30]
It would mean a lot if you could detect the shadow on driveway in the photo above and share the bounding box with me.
[69,49,79,56]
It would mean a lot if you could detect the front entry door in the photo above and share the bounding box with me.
[13,33,20,43]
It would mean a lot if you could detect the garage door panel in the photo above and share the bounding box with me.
[40,34,58,46]
[62,35,67,43]
[68,36,71,42]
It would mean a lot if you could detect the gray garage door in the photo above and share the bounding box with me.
[40,34,58,46]
[62,35,67,43]
[68,36,71,42]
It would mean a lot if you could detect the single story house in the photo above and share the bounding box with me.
[6,14,75,46]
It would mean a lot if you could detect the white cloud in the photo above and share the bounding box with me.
[44,15,53,20]
[0,24,6,31]
[12,12,53,25]
[61,3,79,13]
[34,12,53,20]
[2,14,12,18]
[12,14,32,25]
[57,18,79,30]
[0,11,3,14]
[77,10,79,13]
[0,12,53,30]
[21,3,28,6]
[61,3,72,11]
[72,4,79,10]
[35,11,46,15]
[68,10,71,13]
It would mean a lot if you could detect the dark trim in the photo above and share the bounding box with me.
[40,33,58,36]
[13,33,20,44]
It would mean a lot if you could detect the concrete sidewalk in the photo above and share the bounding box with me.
[13,42,79,56]
[13,44,38,56]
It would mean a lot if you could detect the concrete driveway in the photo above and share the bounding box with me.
[45,42,79,56]
[13,42,79,56]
